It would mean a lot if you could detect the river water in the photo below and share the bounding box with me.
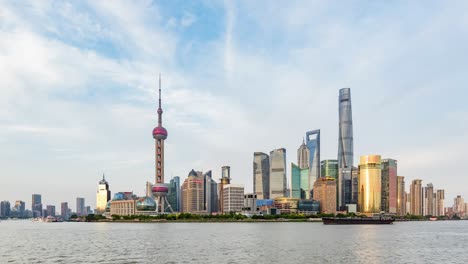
[0,220,467,263]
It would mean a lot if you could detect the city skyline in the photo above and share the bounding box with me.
[1,1,468,208]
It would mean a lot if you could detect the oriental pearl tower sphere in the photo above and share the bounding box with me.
[152,75,173,213]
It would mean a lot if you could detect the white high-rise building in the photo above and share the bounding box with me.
[223,184,244,213]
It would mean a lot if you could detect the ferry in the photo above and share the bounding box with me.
[44,216,58,222]
[322,216,395,225]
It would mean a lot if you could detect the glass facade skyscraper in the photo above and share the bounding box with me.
[381,159,397,214]
[32,194,42,217]
[167,176,180,212]
[203,170,218,214]
[358,155,382,214]
[351,167,358,204]
[0,201,11,217]
[321,160,338,179]
[269,148,287,199]
[338,88,354,210]
[396,176,405,216]
[291,163,310,199]
[306,130,320,195]
[253,152,270,199]
[76,197,85,216]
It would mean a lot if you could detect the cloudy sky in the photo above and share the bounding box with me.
[1,0,467,210]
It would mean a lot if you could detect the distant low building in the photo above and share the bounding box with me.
[109,193,158,216]
[297,200,320,214]
[273,197,299,214]
[243,193,258,215]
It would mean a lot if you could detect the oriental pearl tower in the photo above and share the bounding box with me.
[151,75,173,213]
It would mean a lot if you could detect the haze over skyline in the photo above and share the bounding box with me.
[1,1,467,208]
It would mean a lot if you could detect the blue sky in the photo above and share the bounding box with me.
[1,0,467,210]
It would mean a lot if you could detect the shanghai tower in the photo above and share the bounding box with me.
[337,88,354,210]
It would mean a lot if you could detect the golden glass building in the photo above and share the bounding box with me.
[96,175,111,214]
[396,176,406,216]
[358,155,382,214]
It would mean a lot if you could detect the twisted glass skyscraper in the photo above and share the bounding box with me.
[338,88,354,210]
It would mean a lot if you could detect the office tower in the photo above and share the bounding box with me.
[432,192,438,217]
[396,176,406,216]
[32,194,42,217]
[96,174,111,214]
[222,184,245,213]
[453,195,465,216]
[321,160,338,180]
[269,148,287,199]
[219,166,232,213]
[405,192,410,215]
[351,167,358,204]
[152,76,171,213]
[204,170,218,214]
[358,155,382,214]
[410,179,423,216]
[61,202,69,220]
[181,170,205,213]
[253,152,270,199]
[436,190,445,216]
[381,159,397,214]
[76,197,85,216]
[0,201,11,217]
[313,177,337,214]
[306,130,320,189]
[297,139,309,169]
[46,205,56,217]
[13,201,25,217]
[337,88,354,210]
[291,163,309,199]
[167,176,181,212]
[422,183,434,216]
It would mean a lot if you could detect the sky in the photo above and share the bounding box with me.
[1,0,468,211]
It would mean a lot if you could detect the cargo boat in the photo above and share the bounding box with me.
[322,217,395,225]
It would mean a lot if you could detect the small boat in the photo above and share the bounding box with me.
[429,217,437,221]
[323,216,395,225]
[44,216,58,222]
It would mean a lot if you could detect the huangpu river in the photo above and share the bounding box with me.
[1,220,467,263]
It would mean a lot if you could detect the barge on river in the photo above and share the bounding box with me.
[322,216,395,225]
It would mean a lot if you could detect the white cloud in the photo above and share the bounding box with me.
[180,11,197,27]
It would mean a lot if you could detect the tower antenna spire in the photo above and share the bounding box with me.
[158,74,163,126]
